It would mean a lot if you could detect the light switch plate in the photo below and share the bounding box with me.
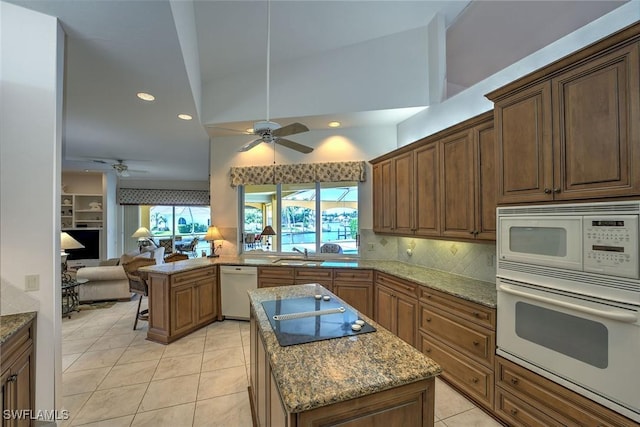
[25,274,39,291]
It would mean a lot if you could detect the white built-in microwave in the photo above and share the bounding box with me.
[497,201,640,304]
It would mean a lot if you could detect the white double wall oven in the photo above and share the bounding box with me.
[496,201,640,422]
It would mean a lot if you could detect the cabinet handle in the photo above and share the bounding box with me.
[510,378,519,385]
[424,348,432,353]
[471,377,479,383]
[472,340,479,346]
[7,374,17,383]
[553,188,561,193]
[472,311,480,317]
[544,188,552,194]
[510,408,518,416]
[426,317,432,322]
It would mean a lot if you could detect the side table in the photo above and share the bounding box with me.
[62,273,88,318]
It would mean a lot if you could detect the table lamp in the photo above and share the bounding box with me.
[261,225,276,251]
[204,226,224,258]
[61,232,84,270]
[132,226,155,250]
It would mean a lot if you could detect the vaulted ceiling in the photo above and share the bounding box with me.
[7,0,626,181]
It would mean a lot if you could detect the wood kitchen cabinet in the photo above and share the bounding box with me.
[294,267,333,291]
[495,356,637,427]
[488,24,640,204]
[1,316,35,427]
[258,266,295,288]
[374,272,419,347]
[147,265,218,344]
[371,112,495,242]
[419,286,496,411]
[333,269,374,318]
[372,152,413,234]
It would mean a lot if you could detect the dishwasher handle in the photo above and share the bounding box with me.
[221,267,258,276]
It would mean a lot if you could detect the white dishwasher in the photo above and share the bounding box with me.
[220,266,258,320]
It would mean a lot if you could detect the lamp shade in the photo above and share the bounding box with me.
[132,227,153,238]
[261,225,276,236]
[204,226,224,242]
[61,232,84,250]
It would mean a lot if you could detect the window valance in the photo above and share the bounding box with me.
[118,188,209,206]
[229,161,366,187]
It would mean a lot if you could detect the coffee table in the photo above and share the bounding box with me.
[62,273,88,318]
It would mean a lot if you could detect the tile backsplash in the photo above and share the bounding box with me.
[359,229,496,283]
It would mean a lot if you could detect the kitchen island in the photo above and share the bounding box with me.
[249,284,442,427]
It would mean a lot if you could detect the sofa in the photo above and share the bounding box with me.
[75,247,165,302]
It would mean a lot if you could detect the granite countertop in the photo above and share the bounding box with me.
[249,284,442,413]
[0,312,36,345]
[142,256,498,308]
[141,256,497,308]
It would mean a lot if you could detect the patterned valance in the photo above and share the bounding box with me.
[229,161,366,187]
[118,188,210,206]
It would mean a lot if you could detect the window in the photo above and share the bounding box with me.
[147,205,210,255]
[241,182,358,255]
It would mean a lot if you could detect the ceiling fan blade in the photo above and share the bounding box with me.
[272,122,309,138]
[275,138,314,154]
[239,138,264,152]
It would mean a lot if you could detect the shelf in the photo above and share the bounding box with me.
[76,209,103,213]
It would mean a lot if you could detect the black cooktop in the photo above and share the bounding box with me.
[262,296,376,347]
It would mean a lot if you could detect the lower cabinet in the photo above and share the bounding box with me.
[418,286,496,412]
[1,317,35,427]
[147,266,218,343]
[333,269,374,318]
[495,356,637,427]
[374,272,419,347]
[258,267,295,288]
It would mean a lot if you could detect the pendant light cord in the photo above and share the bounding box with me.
[266,0,271,122]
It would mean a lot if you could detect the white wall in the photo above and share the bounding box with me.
[398,1,640,145]
[0,1,64,416]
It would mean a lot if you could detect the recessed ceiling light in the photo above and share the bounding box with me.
[178,113,193,121]
[136,92,155,101]
[328,121,341,128]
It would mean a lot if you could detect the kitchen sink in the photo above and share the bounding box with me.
[271,258,321,266]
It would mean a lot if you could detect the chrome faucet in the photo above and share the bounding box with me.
[292,247,308,258]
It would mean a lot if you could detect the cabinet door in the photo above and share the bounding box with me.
[393,152,414,234]
[171,284,195,335]
[372,160,394,233]
[552,43,640,200]
[195,279,216,324]
[334,283,372,318]
[395,293,418,348]
[375,285,395,332]
[495,81,553,203]
[440,129,475,239]
[474,119,496,240]
[414,143,440,236]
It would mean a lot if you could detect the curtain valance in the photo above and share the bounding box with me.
[118,188,210,206]
[229,161,366,187]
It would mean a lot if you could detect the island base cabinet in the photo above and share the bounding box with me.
[250,308,436,427]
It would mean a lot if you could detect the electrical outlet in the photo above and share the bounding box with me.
[486,254,495,267]
[25,274,39,291]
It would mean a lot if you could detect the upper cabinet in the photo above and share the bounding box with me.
[487,23,640,204]
[371,112,495,242]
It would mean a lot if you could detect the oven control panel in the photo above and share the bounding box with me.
[583,215,638,279]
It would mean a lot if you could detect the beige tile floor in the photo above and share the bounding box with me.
[61,298,503,426]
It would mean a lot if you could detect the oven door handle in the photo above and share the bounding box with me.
[498,285,638,323]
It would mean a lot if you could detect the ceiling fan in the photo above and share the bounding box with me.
[239,1,313,154]
[92,159,146,177]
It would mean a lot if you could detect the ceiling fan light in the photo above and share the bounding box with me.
[136,92,155,101]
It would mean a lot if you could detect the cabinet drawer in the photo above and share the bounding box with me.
[496,356,635,427]
[420,305,494,367]
[495,387,561,427]
[334,269,373,282]
[171,267,216,286]
[294,267,333,281]
[258,267,295,279]
[420,287,495,330]
[0,320,34,372]
[375,272,417,297]
[420,333,493,409]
